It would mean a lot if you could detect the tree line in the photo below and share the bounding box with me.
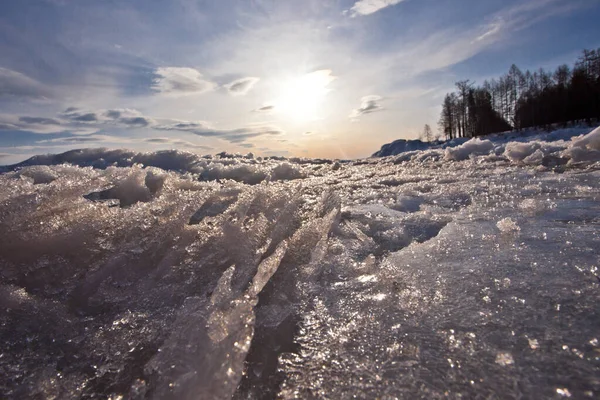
[436,48,600,140]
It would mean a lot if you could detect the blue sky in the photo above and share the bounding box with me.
[1,0,599,163]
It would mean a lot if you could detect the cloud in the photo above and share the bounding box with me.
[119,117,153,127]
[73,113,98,122]
[152,67,216,96]
[33,133,214,152]
[0,68,52,99]
[224,77,260,96]
[0,113,94,135]
[62,107,155,127]
[0,123,20,130]
[153,120,213,134]
[30,135,141,151]
[143,137,213,150]
[104,110,123,119]
[0,108,155,135]
[39,136,108,144]
[253,105,275,113]
[347,0,585,87]
[155,120,284,144]
[144,138,174,143]
[475,19,504,42]
[347,0,406,17]
[19,117,61,125]
[0,106,284,148]
[55,136,102,143]
[349,95,384,119]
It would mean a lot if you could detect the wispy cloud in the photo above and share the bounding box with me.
[155,120,284,143]
[0,108,284,147]
[376,0,591,81]
[36,134,133,144]
[0,108,156,135]
[33,133,214,151]
[0,68,53,99]
[253,105,275,113]
[347,0,406,17]
[143,137,213,150]
[152,67,216,96]
[473,0,579,44]
[224,77,260,96]
[0,113,95,135]
[60,108,155,127]
[350,95,384,120]
[474,19,503,42]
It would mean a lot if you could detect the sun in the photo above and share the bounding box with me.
[275,70,336,122]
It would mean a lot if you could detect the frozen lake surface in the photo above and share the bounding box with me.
[1,127,600,399]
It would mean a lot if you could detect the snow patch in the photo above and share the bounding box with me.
[504,141,542,163]
[444,138,494,161]
[571,125,600,151]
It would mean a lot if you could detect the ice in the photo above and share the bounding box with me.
[269,162,305,181]
[495,352,515,366]
[200,163,268,184]
[16,165,58,184]
[444,138,494,161]
[372,138,433,157]
[571,126,600,151]
[1,129,600,399]
[392,193,424,212]
[523,148,545,165]
[84,168,160,207]
[496,217,520,233]
[504,141,543,163]
[562,146,600,165]
[373,125,600,168]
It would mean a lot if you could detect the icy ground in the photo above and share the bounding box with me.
[1,127,600,399]
[372,125,598,157]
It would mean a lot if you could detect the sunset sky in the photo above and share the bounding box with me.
[1,0,600,163]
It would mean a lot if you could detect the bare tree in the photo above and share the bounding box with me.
[455,80,473,137]
[439,48,600,135]
[421,124,433,142]
[438,93,457,140]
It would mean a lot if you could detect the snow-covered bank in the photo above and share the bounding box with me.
[373,125,600,159]
[1,128,600,399]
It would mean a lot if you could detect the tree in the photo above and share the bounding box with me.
[455,80,472,137]
[440,49,600,139]
[421,124,433,142]
[469,88,512,136]
[439,93,457,140]
[507,64,523,126]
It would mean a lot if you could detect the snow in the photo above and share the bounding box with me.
[571,125,600,151]
[1,126,600,399]
[503,141,543,163]
[444,138,494,161]
[373,125,600,164]
[372,138,432,157]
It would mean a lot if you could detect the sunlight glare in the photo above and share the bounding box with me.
[276,70,335,123]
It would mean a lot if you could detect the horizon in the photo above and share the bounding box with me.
[1,0,600,164]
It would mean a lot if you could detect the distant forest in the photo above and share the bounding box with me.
[438,49,600,140]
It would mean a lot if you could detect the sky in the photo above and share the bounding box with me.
[1,0,600,163]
